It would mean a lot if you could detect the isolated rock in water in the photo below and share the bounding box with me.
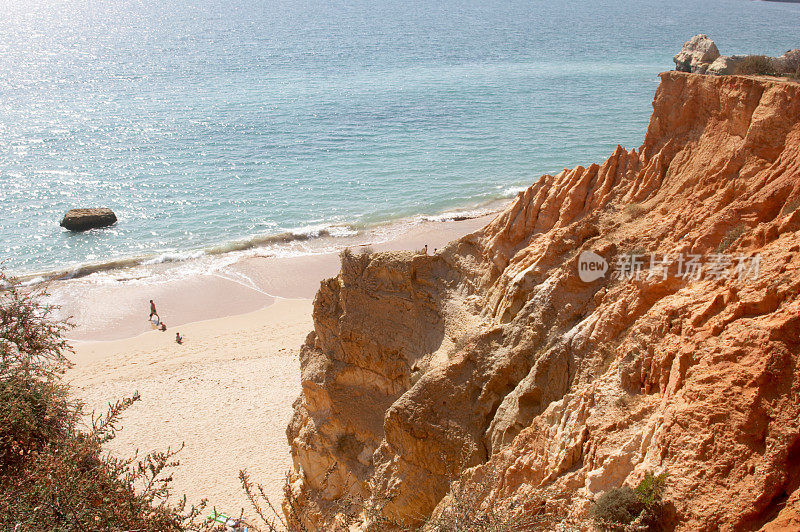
[673,34,720,73]
[60,208,117,231]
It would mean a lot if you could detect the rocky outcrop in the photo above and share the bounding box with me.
[673,34,720,74]
[60,208,117,231]
[286,72,800,531]
[705,54,747,76]
[675,34,800,76]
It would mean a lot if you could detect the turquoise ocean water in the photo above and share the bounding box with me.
[2,0,799,275]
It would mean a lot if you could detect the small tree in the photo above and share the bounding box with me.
[0,273,72,379]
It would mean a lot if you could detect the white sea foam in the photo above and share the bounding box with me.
[141,250,206,266]
[420,209,493,223]
[14,207,496,288]
[18,276,47,287]
[288,224,359,239]
[502,185,529,197]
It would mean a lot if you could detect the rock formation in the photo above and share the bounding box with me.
[673,34,720,74]
[60,208,117,231]
[675,34,800,77]
[286,72,800,530]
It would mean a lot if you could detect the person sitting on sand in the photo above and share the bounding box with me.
[175,332,183,345]
[160,322,167,332]
[422,244,428,255]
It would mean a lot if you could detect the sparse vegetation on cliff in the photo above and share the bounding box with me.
[717,224,747,252]
[592,471,668,531]
[735,55,777,76]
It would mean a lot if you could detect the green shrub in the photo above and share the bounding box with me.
[0,373,72,474]
[735,56,776,76]
[592,471,668,531]
[592,486,644,526]
[636,470,668,528]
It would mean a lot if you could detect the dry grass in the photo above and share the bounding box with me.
[781,197,800,216]
[624,204,646,220]
[717,224,746,252]
[735,56,777,76]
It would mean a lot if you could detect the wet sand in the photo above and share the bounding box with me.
[55,213,495,342]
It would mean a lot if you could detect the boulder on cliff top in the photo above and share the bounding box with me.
[60,208,117,231]
[676,34,800,76]
[706,55,747,75]
[673,34,720,73]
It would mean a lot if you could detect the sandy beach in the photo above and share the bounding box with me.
[69,300,312,518]
[63,212,497,519]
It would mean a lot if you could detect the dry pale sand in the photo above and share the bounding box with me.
[63,212,499,520]
[69,299,312,519]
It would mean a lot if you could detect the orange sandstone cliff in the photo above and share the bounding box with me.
[285,71,800,531]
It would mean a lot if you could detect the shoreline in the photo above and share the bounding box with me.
[13,196,518,287]
[51,208,504,342]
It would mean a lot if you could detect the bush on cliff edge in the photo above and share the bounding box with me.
[735,55,777,76]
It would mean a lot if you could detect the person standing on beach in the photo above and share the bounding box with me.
[149,300,159,321]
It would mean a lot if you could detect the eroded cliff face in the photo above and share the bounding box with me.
[286,72,800,531]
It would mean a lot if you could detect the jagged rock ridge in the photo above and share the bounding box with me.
[286,72,800,531]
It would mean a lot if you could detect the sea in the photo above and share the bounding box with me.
[2,0,799,279]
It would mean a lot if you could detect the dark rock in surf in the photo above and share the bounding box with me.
[60,208,117,231]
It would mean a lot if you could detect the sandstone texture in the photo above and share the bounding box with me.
[60,208,117,231]
[286,72,800,531]
[675,34,799,77]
